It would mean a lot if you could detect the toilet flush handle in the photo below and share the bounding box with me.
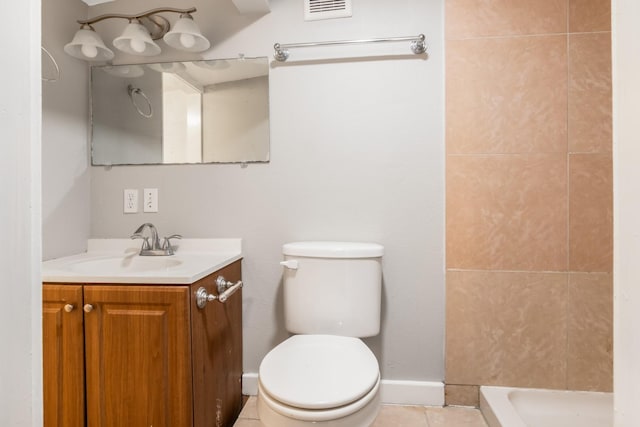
[280,260,298,270]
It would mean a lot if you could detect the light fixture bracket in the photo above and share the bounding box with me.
[138,15,170,40]
[77,7,196,40]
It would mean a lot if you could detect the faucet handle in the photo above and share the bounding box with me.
[131,233,150,250]
[162,234,182,254]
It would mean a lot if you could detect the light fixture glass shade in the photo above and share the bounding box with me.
[163,14,210,52]
[64,27,114,61]
[113,20,161,56]
[102,65,145,78]
[146,62,186,73]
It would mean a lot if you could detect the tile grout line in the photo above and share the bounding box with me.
[445,30,611,42]
[566,0,572,276]
[447,268,612,274]
[423,405,431,427]
[565,0,571,390]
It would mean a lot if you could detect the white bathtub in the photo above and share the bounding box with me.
[480,386,613,427]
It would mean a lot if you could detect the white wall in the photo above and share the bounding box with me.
[613,0,640,425]
[89,0,445,384]
[42,0,91,259]
[0,0,42,425]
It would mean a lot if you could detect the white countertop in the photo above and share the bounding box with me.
[42,239,242,284]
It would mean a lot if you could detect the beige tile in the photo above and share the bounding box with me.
[238,396,259,420]
[234,404,488,427]
[426,406,488,426]
[446,154,567,271]
[446,0,567,39]
[568,33,612,153]
[568,153,613,272]
[445,385,480,407]
[569,0,611,32]
[233,418,264,427]
[446,36,567,155]
[371,405,428,426]
[567,273,613,391]
[446,271,568,388]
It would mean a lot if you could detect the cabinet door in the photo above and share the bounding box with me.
[191,261,243,427]
[43,284,85,427]
[83,285,193,427]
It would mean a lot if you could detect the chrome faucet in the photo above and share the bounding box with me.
[131,223,181,256]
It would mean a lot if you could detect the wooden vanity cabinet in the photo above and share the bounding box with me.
[43,260,243,427]
[43,284,85,427]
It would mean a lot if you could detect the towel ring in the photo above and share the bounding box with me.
[41,46,60,83]
[127,85,153,118]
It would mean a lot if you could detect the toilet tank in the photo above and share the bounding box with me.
[281,241,384,338]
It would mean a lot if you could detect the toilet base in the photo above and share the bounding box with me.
[257,386,381,427]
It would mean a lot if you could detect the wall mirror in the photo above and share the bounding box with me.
[91,57,270,165]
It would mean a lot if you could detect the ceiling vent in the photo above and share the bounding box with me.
[304,0,352,21]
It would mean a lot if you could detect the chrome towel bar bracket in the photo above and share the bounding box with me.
[196,275,243,308]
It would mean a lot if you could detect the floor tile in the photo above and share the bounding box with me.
[426,406,488,427]
[371,404,429,426]
[238,396,259,420]
[233,420,264,427]
[233,399,488,426]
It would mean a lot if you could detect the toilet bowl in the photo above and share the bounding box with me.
[258,335,381,427]
[257,241,384,427]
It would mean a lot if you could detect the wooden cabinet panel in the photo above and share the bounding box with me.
[43,284,85,427]
[83,285,193,427]
[42,260,243,427]
[191,262,243,427]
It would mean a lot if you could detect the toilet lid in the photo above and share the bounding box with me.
[259,335,379,410]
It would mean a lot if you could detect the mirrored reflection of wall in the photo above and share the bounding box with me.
[92,67,163,164]
[203,76,269,163]
[163,73,202,164]
[90,58,270,166]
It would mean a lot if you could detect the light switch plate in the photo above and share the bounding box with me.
[143,188,158,213]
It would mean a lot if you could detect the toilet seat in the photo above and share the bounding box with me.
[259,335,379,414]
[258,375,380,422]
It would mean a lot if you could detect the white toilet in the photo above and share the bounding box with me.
[257,241,384,427]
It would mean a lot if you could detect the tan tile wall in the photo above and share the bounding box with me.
[445,0,613,400]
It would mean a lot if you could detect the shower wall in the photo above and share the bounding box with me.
[444,0,612,406]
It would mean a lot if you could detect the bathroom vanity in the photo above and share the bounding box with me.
[42,239,243,427]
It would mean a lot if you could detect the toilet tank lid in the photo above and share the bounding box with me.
[283,241,384,258]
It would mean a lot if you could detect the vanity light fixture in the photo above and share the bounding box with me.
[163,14,210,52]
[64,7,210,62]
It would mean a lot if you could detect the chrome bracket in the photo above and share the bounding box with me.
[410,34,427,54]
[273,43,289,62]
[195,275,243,309]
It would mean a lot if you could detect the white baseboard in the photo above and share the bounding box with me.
[379,379,444,406]
[242,373,444,406]
[242,373,259,395]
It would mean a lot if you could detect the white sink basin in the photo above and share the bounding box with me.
[42,238,242,284]
[68,256,184,274]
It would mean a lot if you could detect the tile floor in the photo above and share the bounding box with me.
[233,397,488,427]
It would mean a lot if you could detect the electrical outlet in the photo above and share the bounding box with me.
[143,188,158,213]
[123,189,138,213]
